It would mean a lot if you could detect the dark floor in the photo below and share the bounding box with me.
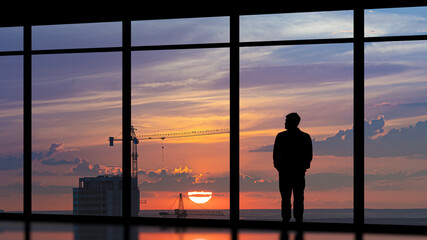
[2,220,427,240]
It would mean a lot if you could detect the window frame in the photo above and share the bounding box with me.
[0,3,427,236]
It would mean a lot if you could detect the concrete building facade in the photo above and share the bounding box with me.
[73,175,139,217]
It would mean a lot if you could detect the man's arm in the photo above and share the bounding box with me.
[273,134,281,170]
[304,134,313,170]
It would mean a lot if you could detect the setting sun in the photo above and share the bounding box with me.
[188,191,213,204]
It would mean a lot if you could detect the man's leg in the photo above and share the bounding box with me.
[279,171,292,222]
[293,174,306,222]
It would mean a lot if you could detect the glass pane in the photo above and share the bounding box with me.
[240,11,353,42]
[365,7,427,37]
[365,41,427,225]
[132,17,229,46]
[240,44,353,223]
[32,53,122,215]
[0,56,23,213]
[132,49,229,219]
[32,22,122,50]
[0,27,23,51]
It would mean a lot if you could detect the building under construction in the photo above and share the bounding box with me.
[73,175,140,217]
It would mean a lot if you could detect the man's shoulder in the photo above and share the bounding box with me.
[298,129,311,137]
[277,129,311,138]
[276,131,287,137]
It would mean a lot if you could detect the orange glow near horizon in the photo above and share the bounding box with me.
[188,191,213,204]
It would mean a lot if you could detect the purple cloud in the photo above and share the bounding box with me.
[250,116,427,158]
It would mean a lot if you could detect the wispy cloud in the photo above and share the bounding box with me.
[240,11,353,41]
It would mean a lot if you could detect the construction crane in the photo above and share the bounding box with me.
[108,126,229,178]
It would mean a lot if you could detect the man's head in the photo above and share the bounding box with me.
[285,112,300,130]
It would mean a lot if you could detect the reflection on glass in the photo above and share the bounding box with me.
[365,41,427,225]
[32,22,122,50]
[365,7,427,37]
[240,11,353,42]
[132,17,229,46]
[364,233,427,240]
[0,27,23,51]
[0,221,24,240]
[132,49,230,218]
[0,56,23,212]
[240,44,353,222]
[136,226,231,240]
[31,222,125,240]
[32,53,122,215]
[240,230,355,240]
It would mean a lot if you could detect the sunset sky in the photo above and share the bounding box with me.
[0,7,426,220]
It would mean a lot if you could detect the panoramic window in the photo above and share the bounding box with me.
[239,44,353,222]
[240,11,353,42]
[364,40,427,225]
[0,55,23,213]
[3,6,427,233]
[132,48,230,218]
[32,53,122,215]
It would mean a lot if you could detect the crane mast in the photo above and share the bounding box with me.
[109,126,139,178]
[131,126,139,179]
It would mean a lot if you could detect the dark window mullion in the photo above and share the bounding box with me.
[230,12,239,224]
[354,7,364,228]
[23,24,32,218]
[122,20,132,220]
[23,23,32,240]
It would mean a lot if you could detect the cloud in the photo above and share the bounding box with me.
[32,142,79,161]
[70,159,101,176]
[46,142,79,157]
[69,159,121,176]
[240,63,353,89]
[0,182,73,196]
[366,120,427,158]
[0,155,22,170]
[41,158,81,166]
[242,169,427,192]
[32,182,73,195]
[139,166,278,193]
[138,166,224,192]
[0,143,123,178]
[0,143,80,171]
[240,173,277,192]
[250,116,427,159]
[132,17,229,46]
[307,173,352,191]
[365,10,427,37]
[364,63,415,79]
[240,11,353,41]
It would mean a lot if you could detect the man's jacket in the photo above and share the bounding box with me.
[273,128,313,173]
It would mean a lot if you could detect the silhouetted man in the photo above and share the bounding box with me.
[273,112,312,224]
